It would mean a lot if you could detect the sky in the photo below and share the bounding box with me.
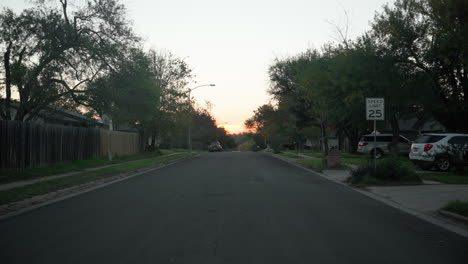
[3,0,395,134]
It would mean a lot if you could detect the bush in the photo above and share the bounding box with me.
[299,159,326,172]
[444,200,468,217]
[347,157,421,186]
[238,140,255,151]
[348,166,369,185]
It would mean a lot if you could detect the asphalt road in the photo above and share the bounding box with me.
[1,152,467,264]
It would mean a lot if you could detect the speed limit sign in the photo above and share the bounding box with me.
[366,98,384,120]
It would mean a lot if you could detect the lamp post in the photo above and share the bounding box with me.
[187,84,215,153]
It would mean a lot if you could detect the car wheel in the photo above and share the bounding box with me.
[371,149,383,159]
[435,156,451,171]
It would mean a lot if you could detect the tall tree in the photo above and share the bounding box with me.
[268,51,319,149]
[298,41,426,152]
[0,0,138,121]
[86,48,158,133]
[146,50,192,150]
[372,0,468,132]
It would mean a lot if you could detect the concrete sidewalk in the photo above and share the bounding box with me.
[319,168,468,215]
[368,185,468,213]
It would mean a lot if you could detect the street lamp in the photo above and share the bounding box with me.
[187,84,216,153]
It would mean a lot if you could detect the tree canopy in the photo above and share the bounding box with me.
[0,0,138,121]
[0,0,235,151]
[246,0,467,153]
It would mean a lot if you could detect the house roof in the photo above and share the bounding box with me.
[1,99,106,128]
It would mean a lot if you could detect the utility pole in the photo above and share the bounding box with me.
[187,84,215,153]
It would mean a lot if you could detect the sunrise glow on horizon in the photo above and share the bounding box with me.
[218,124,248,135]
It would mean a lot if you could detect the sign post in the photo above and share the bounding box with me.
[366,98,385,170]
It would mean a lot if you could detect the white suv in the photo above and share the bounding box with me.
[409,133,468,171]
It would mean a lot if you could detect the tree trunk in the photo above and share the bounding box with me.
[343,127,360,153]
[388,114,400,155]
[321,123,328,156]
[2,42,12,120]
[462,73,468,133]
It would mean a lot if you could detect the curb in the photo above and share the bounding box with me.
[268,152,468,238]
[439,210,468,225]
[0,154,198,221]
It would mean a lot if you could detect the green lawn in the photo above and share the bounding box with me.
[444,200,468,217]
[298,159,326,172]
[0,149,188,184]
[298,159,351,172]
[342,158,370,167]
[279,153,302,159]
[302,153,323,158]
[0,153,194,205]
[297,150,320,154]
[342,156,416,170]
[160,148,189,155]
[419,172,468,184]
[340,153,365,159]
[300,152,364,159]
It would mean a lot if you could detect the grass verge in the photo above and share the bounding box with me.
[279,153,302,159]
[298,159,350,172]
[0,153,194,206]
[340,153,365,159]
[444,200,468,217]
[302,153,323,158]
[418,172,468,184]
[160,148,189,155]
[342,157,416,170]
[298,159,327,172]
[342,158,369,167]
[0,149,188,184]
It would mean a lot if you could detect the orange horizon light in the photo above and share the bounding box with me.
[217,124,247,135]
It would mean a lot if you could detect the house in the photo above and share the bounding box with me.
[0,100,107,128]
[304,117,447,152]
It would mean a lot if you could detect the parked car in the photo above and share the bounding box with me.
[409,133,468,171]
[357,133,412,158]
[208,141,223,152]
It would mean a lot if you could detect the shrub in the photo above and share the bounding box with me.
[238,140,255,151]
[347,166,369,185]
[347,157,421,186]
[273,148,282,154]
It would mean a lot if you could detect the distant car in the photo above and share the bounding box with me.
[357,133,412,159]
[208,141,223,152]
[409,133,468,171]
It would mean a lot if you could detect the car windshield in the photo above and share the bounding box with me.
[415,135,446,143]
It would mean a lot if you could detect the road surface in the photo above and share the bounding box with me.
[1,152,467,263]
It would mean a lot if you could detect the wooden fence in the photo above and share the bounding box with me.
[0,120,100,170]
[100,130,140,158]
[0,121,141,170]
